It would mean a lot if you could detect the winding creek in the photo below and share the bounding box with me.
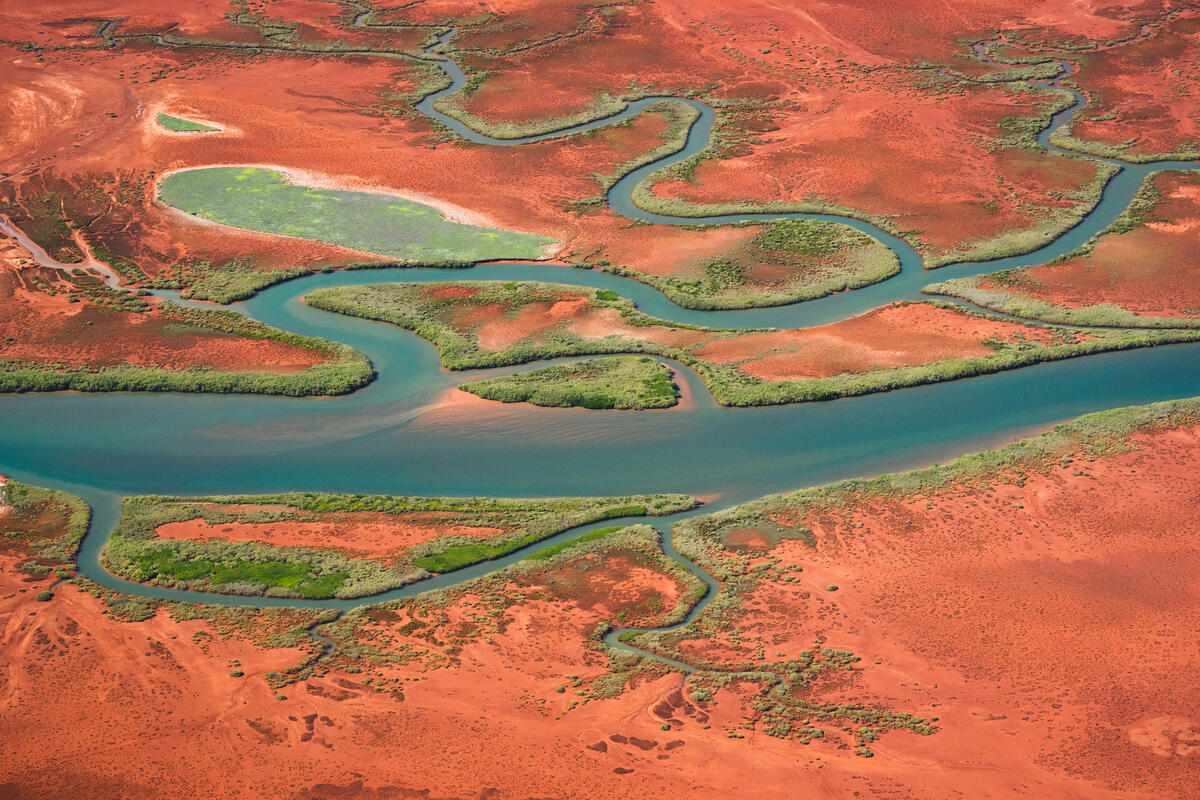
[3,28,1200,663]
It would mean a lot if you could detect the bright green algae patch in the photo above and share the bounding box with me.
[102,492,698,599]
[158,167,555,262]
[460,356,679,409]
[156,112,218,132]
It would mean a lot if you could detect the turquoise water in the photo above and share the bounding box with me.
[3,33,1200,622]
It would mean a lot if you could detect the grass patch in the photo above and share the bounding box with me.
[524,526,623,560]
[460,356,679,409]
[156,112,218,132]
[129,547,347,598]
[158,167,555,262]
[102,493,697,598]
[0,481,91,565]
[413,505,652,572]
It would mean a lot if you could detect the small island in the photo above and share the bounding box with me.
[460,356,680,409]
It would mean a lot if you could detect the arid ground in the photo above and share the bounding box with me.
[4,401,1200,798]
[2,1,1200,798]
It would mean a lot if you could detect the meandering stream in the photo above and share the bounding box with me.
[2,28,1199,663]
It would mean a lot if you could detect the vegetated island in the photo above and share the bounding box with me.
[592,218,900,310]
[158,167,556,263]
[460,356,680,409]
[156,112,218,132]
[304,279,1200,406]
[0,300,373,396]
[0,477,90,578]
[101,492,698,599]
[925,170,1200,329]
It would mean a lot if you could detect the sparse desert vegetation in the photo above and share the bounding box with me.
[927,171,1200,328]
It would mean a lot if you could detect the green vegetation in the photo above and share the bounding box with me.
[460,356,679,409]
[184,262,313,304]
[155,112,218,132]
[102,492,697,599]
[0,301,375,396]
[925,171,1200,328]
[600,219,900,310]
[0,481,91,565]
[412,503,673,573]
[158,167,555,262]
[925,282,1200,329]
[755,219,846,255]
[306,279,1200,407]
[129,547,348,598]
[671,395,1200,575]
[524,526,623,560]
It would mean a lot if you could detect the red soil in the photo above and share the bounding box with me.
[154,511,507,564]
[1,0,1176,310]
[10,421,1199,797]
[0,250,328,373]
[0,536,723,799]
[695,302,1061,380]
[649,87,1103,264]
[447,0,1118,263]
[1053,11,1200,158]
[681,421,1200,797]
[514,550,687,630]
[977,171,1200,317]
[475,296,588,350]
[442,287,1067,383]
